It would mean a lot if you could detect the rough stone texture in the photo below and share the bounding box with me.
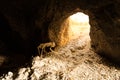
[89,3,120,63]
[0,38,120,80]
[0,0,120,72]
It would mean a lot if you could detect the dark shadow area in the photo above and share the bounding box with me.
[0,12,34,76]
[97,51,120,68]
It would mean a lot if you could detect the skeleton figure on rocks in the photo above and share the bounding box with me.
[37,42,56,57]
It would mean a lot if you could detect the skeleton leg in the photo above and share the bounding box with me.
[50,47,54,52]
[37,44,44,58]
[49,42,55,52]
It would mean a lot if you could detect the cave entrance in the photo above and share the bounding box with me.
[66,12,91,49]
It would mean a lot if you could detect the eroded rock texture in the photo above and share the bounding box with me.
[0,0,119,69]
[89,2,120,63]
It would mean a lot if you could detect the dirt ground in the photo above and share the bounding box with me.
[0,35,120,80]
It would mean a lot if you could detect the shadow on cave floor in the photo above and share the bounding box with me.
[0,51,33,77]
[0,12,36,77]
[0,35,120,80]
[0,40,36,77]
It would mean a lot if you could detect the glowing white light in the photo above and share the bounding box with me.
[68,12,90,41]
[69,12,89,23]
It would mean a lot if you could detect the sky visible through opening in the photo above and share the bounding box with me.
[68,12,91,48]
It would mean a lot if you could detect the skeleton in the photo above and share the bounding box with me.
[37,42,56,57]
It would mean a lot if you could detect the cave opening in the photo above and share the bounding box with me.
[67,12,91,48]
[0,6,120,80]
[56,12,91,50]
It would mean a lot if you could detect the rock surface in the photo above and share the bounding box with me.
[0,37,120,80]
[0,0,120,74]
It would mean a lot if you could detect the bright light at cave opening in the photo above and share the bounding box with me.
[68,12,91,48]
[69,12,89,23]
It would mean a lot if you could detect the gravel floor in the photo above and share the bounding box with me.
[0,36,120,80]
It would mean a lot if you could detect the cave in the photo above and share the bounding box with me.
[0,0,120,79]
[48,12,90,47]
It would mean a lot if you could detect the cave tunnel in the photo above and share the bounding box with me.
[0,0,120,79]
[48,12,91,49]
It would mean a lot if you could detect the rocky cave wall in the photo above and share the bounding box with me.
[0,0,120,64]
[89,1,120,63]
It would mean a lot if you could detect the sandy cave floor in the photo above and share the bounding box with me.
[0,36,120,80]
